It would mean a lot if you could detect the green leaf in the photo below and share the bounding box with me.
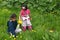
[19,0,26,3]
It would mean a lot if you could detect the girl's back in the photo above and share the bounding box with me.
[7,20,17,32]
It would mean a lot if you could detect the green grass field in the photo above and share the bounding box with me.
[0,7,60,40]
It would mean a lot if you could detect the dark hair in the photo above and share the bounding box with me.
[21,4,28,10]
[10,13,17,19]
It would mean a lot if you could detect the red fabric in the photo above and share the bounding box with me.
[20,9,30,16]
[28,26,32,30]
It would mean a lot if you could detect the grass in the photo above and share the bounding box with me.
[0,7,60,40]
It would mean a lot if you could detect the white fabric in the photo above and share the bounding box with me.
[15,24,22,33]
[22,15,30,20]
[22,15,32,26]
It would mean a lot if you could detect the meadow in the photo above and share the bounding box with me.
[0,7,60,40]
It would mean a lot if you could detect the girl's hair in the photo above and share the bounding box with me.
[10,13,17,19]
[21,4,28,10]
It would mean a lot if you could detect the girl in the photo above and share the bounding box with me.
[7,14,17,38]
[19,4,32,31]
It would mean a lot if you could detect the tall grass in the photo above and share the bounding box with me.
[0,7,60,40]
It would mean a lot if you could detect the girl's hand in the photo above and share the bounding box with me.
[28,18,32,20]
[30,18,32,20]
[19,16,22,20]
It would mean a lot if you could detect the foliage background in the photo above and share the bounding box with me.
[0,0,60,40]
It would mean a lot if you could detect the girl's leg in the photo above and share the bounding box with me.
[28,26,32,30]
[27,19,32,30]
[11,31,16,38]
[22,20,27,31]
[22,26,26,31]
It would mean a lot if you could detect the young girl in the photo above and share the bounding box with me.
[19,4,32,31]
[7,14,17,38]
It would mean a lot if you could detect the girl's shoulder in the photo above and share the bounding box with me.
[27,9,30,13]
[20,10,24,12]
[20,9,30,13]
[27,9,30,11]
[21,9,30,11]
[7,20,12,23]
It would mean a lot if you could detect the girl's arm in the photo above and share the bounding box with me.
[19,15,20,20]
[29,13,32,20]
[7,21,9,26]
[19,14,22,20]
[19,10,22,20]
[29,13,31,18]
[28,9,32,20]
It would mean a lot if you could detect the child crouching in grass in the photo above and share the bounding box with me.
[7,13,17,39]
[19,4,32,31]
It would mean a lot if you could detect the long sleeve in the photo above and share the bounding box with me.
[7,21,9,26]
[7,21,10,32]
[13,20,18,30]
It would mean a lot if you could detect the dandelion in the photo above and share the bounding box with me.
[14,38,16,40]
[32,30,36,32]
[10,36,12,38]
[16,36,18,38]
[34,30,36,32]
[49,30,54,33]
[10,33,12,38]
[5,39,7,40]
[13,35,15,38]
[32,30,34,31]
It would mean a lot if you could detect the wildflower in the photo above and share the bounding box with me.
[16,36,18,38]
[32,30,34,31]
[5,39,7,40]
[49,30,54,32]
[14,38,16,40]
[34,30,36,32]
[13,35,15,38]
[32,30,36,32]
[10,36,12,38]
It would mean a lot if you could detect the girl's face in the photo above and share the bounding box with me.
[22,7,26,10]
[12,18,16,21]
[11,18,16,21]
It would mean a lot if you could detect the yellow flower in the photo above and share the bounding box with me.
[32,30,34,31]
[10,36,12,38]
[5,39,7,40]
[32,30,36,32]
[9,33,12,38]
[14,38,16,40]
[20,36,22,38]
[49,30,54,32]
[34,30,36,32]
[18,20,22,24]
[13,35,15,38]
[16,36,18,38]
